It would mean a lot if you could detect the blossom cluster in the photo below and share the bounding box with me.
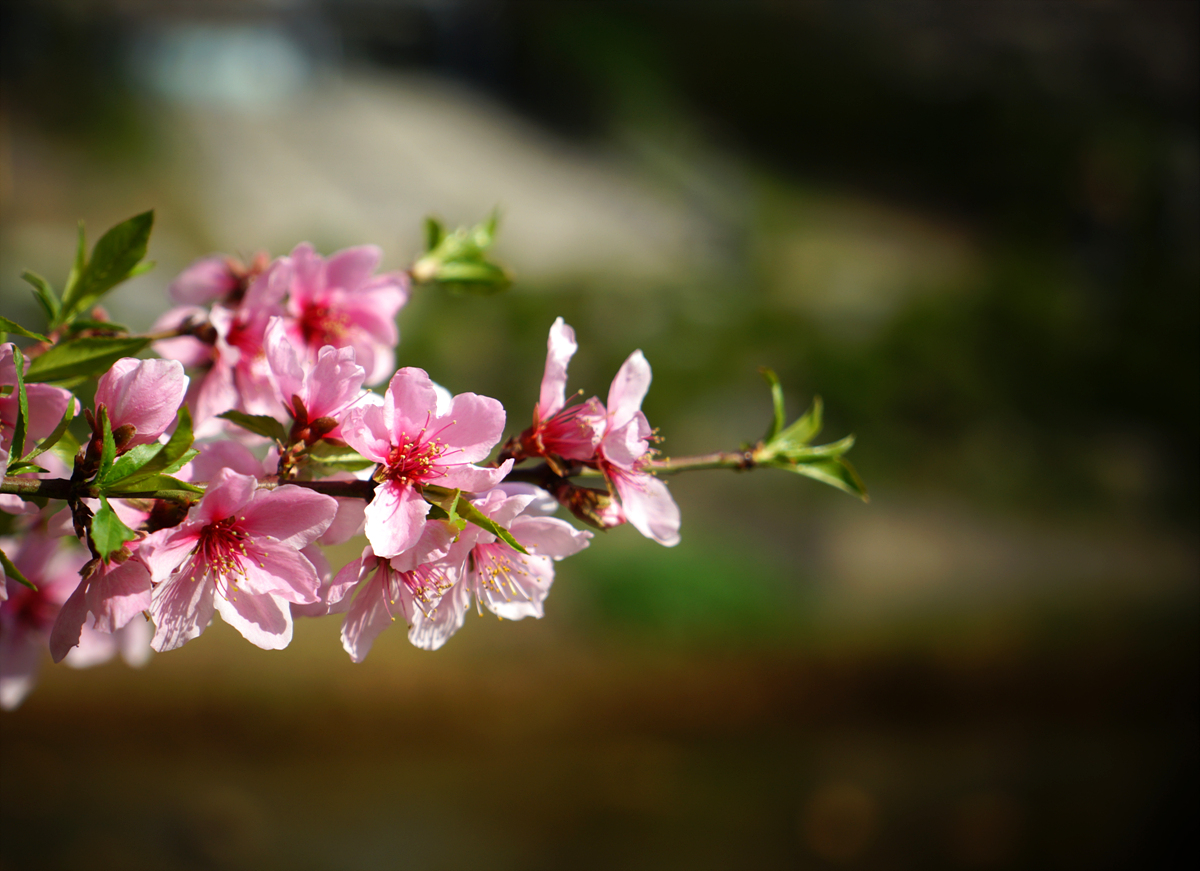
[0,238,678,709]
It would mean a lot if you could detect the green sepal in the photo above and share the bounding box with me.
[759,367,786,442]
[0,547,36,591]
[423,484,529,553]
[22,271,60,322]
[0,316,49,344]
[217,410,288,443]
[59,211,155,325]
[91,495,137,560]
[23,335,150,383]
[779,456,869,502]
[19,396,75,463]
[8,346,29,463]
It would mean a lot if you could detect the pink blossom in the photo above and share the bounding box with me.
[597,351,681,547]
[264,317,367,441]
[400,487,591,649]
[337,520,462,659]
[169,255,240,306]
[95,357,189,448]
[285,243,409,385]
[49,549,153,663]
[63,614,152,671]
[518,318,606,464]
[342,367,511,558]
[0,532,88,709]
[138,469,337,651]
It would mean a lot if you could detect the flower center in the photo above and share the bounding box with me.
[299,303,353,347]
[384,435,445,487]
[197,515,250,580]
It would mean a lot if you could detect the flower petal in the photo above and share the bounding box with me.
[239,486,337,550]
[537,317,577,419]
[150,566,216,652]
[606,350,651,430]
[363,481,429,559]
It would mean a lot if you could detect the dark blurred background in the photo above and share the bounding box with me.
[1,1,1197,868]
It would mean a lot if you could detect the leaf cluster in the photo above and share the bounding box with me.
[755,368,868,501]
[412,212,512,295]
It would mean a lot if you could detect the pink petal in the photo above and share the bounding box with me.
[363,481,429,559]
[237,541,322,604]
[340,565,401,662]
[49,580,89,663]
[606,350,652,430]
[439,392,506,463]
[264,316,304,408]
[342,402,392,463]
[239,485,337,550]
[213,586,294,650]
[613,470,681,547]
[538,317,578,419]
[150,567,216,652]
[96,358,189,447]
[193,469,258,525]
[325,245,382,292]
[169,255,237,305]
[437,459,513,493]
[407,578,469,651]
[385,368,440,437]
[137,527,202,584]
[475,550,555,621]
[511,515,593,559]
[86,558,153,633]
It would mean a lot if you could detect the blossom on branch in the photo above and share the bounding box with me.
[94,357,189,449]
[138,469,337,652]
[342,367,511,559]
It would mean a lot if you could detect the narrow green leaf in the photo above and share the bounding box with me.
[0,547,36,591]
[66,319,131,334]
[106,474,203,498]
[0,316,50,344]
[455,497,529,554]
[100,442,162,487]
[424,217,445,252]
[781,456,869,501]
[61,210,154,322]
[97,406,116,484]
[22,270,60,321]
[307,442,374,472]
[3,461,49,476]
[424,486,468,532]
[24,336,149,383]
[20,396,75,463]
[759,367,786,442]
[782,433,856,461]
[435,260,512,291]
[217,410,288,443]
[777,395,823,447]
[91,495,137,559]
[9,347,29,463]
[59,222,87,324]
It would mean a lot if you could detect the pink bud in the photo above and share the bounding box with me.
[95,358,189,448]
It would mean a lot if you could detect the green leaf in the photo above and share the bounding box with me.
[97,406,116,484]
[0,547,36,591]
[307,442,374,472]
[100,442,162,487]
[60,210,154,323]
[3,461,48,476]
[106,474,203,499]
[423,486,468,532]
[66,319,131,334]
[23,335,149,383]
[780,433,855,461]
[91,495,137,560]
[0,316,49,344]
[776,395,823,448]
[22,271,60,322]
[759,367,786,442]
[8,347,29,463]
[780,456,869,501]
[424,484,529,554]
[61,222,87,320]
[424,216,445,252]
[434,260,512,293]
[217,410,288,443]
[20,398,75,463]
